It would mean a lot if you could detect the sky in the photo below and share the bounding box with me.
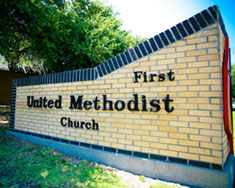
[99,0,235,63]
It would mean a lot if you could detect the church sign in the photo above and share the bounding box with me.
[9,6,234,188]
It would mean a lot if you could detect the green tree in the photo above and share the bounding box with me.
[0,0,142,73]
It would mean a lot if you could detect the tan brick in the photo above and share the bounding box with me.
[211,124,222,130]
[158,48,176,54]
[213,137,223,144]
[189,86,209,92]
[142,147,158,154]
[187,37,207,44]
[200,79,220,85]
[126,135,141,140]
[142,136,158,142]
[174,75,187,80]
[119,78,132,83]
[178,104,197,109]
[169,145,187,152]
[159,115,177,121]
[120,88,133,93]
[169,133,188,139]
[200,156,222,164]
[176,45,196,52]
[208,48,218,54]
[188,61,208,67]
[170,40,186,47]
[149,55,166,60]
[105,127,117,132]
[168,63,187,69]
[212,111,223,117]
[134,141,149,147]
[177,56,196,63]
[186,49,206,56]
[179,80,198,85]
[159,150,177,157]
[134,88,149,92]
[167,52,185,58]
[178,92,198,97]
[211,73,221,79]
[211,85,221,91]
[178,116,198,122]
[151,65,168,71]
[198,54,219,61]
[208,35,217,41]
[119,129,132,134]
[179,140,199,147]
[119,139,132,145]
[178,68,197,74]
[200,92,220,97]
[105,137,117,143]
[151,131,168,137]
[209,60,220,66]
[200,129,222,137]
[151,120,168,126]
[135,119,150,125]
[199,67,220,73]
[141,125,158,131]
[151,143,167,149]
[190,122,210,129]
[174,98,187,103]
[212,150,222,157]
[189,147,210,155]
[199,104,220,110]
[190,135,210,142]
[197,42,217,49]
[187,98,208,104]
[112,74,126,79]
[99,141,111,147]
[158,59,175,65]
[200,117,221,124]
[160,138,177,144]
[188,73,209,79]
[126,145,141,151]
[151,87,168,92]
[170,121,188,127]
[179,153,199,160]
[111,143,124,149]
[134,130,149,136]
[159,126,177,132]
[189,110,210,116]
[211,98,220,104]
[179,127,198,134]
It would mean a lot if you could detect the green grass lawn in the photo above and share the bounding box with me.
[0,127,126,188]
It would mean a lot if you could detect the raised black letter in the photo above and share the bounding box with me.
[61,117,67,127]
[27,96,34,107]
[103,95,114,111]
[115,100,125,111]
[133,71,142,83]
[163,94,174,112]
[150,99,161,112]
[70,95,83,109]
[84,100,92,110]
[127,94,140,111]
[55,96,62,108]
[92,119,99,130]
[167,69,175,81]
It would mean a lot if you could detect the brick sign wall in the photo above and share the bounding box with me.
[10,5,232,177]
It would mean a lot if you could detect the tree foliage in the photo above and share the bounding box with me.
[0,0,142,73]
